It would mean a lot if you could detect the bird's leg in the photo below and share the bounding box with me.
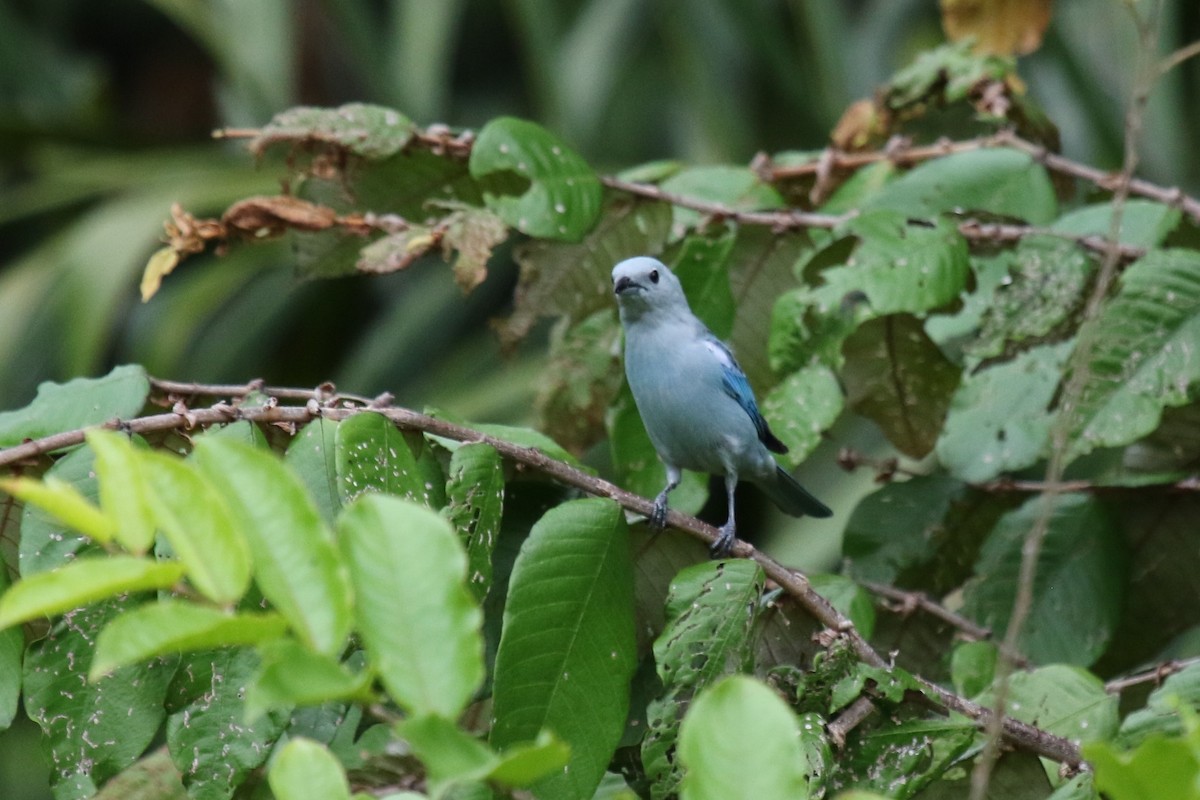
[711,472,739,558]
[651,464,681,529]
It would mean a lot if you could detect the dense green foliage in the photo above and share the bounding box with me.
[3,2,1200,799]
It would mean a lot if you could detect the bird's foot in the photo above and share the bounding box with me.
[650,492,670,530]
[710,522,737,558]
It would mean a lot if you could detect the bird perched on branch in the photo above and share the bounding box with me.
[612,255,832,557]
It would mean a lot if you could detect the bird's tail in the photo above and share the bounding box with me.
[758,465,832,518]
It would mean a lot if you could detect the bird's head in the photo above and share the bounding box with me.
[611,256,687,321]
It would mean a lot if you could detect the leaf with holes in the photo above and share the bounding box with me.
[469,116,602,241]
[1068,249,1200,461]
[250,103,416,160]
[444,442,504,603]
[761,363,844,466]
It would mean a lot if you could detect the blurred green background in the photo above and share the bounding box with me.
[1,1,1198,797]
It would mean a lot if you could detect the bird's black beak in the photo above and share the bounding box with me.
[613,276,638,295]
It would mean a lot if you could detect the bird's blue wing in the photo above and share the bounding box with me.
[703,336,788,454]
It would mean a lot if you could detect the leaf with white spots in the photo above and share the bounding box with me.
[989,665,1119,747]
[1067,249,1200,461]
[250,103,416,160]
[335,411,441,508]
[469,116,602,241]
[19,444,103,576]
[167,647,291,800]
[444,443,504,603]
[761,363,844,466]
[285,418,342,526]
[491,499,636,800]
[24,600,175,800]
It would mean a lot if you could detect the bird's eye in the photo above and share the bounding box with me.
[649,270,660,284]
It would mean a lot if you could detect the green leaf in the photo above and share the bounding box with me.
[644,560,764,800]
[268,738,353,800]
[1116,663,1200,747]
[339,494,483,717]
[671,228,737,339]
[809,574,876,639]
[0,475,114,544]
[193,438,353,655]
[246,638,373,720]
[90,601,286,679]
[18,443,100,575]
[168,647,290,800]
[963,493,1124,666]
[536,309,624,453]
[335,411,438,506]
[469,116,602,241]
[0,364,149,447]
[1085,733,1200,800]
[864,148,1057,223]
[141,451,252,605]
[841,314,962,458]
[491,498,636,800]
[1053,199,1182,248]
[810,212,970,318]
[495,198,672,347]
[761,363,844,465]
[837,717,977,798]
[285,418,342,525]
[398,713,496,798]
[488,729,571,788]
[0,556,183,630]
[936,340,1073,482]
[966,237,1092,361]
[444,442,505,603]
[950,641,998,699]
[91,749,188,800]
[86,430,157,553]
[659,165,784,232]
[251,103,416,160]
[24,600,175,800]
[0,560,22,730]
[998,665,1119,744]
[1069,249,1200,460]
[677,675,813,800]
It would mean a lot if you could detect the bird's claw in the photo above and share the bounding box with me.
[710,522,737,559]
[650,493,670,530]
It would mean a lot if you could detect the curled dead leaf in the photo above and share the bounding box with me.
[222,195,340,238]
[941,0,1051,57]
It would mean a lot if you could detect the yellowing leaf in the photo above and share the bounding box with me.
[139,246,180,302]
[0,475,115,544]
[941,0,1052,56]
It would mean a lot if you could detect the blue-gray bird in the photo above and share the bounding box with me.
[612,256,832,557]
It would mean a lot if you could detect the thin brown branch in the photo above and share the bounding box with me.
[827,696,877,748]
[859,581,1031,669]
[0,383,1084,768]
[1105,656,1200,694]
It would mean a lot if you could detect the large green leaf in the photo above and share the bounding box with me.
[193,438,353,655]
[444,442,505,603]
[677,675,813,800]
[1086,734,1200,800]
[0,556,183,630]
[863,148,1057,223]
[841,314,962,458]
[670,227,737,339]
[469,116,602,241]
[335,411,442,507]
[141,451,252,605]
[24,600,175,800]
[285,418,342,525]
[996,665,1119,745]
[18,444,100,575]
[937,340,1073,482]
[837,717,977,798]
[643,560,764,800]
[491,498,636,800]
[1068,249,1200,460]
[962,494,1125,666]
[1115,663,1200,747]
[91,601,286,679]
[0,364,149,447]
[167,647,291,800]
[339,494,483,718]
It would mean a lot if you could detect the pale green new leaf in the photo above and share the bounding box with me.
[0,475,114,544]
[0,556,183,630]
[193,438,353,655]
[90,601,286,679]
[268,738,352,800]
[85,430,156,553]
[677,676,812,800]
[339,495,483,718]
